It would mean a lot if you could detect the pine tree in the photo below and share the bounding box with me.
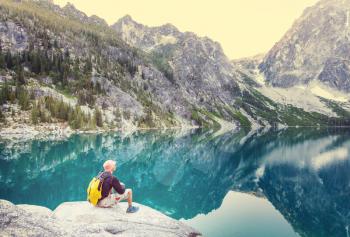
[84,58,92,75]
[0,108,4,123]
[77,91,86,105]
[37,99,47,123]
[76,108,84,129]
[64,48,70,61]
[40,51,49,73]
[31,101,39,124]
[114,108,122,123]
[18,87,30,110]
[47,97,59,117]
[87,114,96,129]
[68,106,84,129]
[0,54,5,69]
[8,88,16,103]
[144,109,154,127]
[0,88,4,105]
[31,50,41,74]
[16,64,25,85]
[94,106,103,127]
[0,80,10,105]
[58,100,68,120]
[123,109,131,120]
[5,50,13,69]
[72,58,80,80]
[53,39,59,48]
[62,63,70,87]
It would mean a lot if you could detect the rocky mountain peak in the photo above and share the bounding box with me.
[158,23,179,34]
[112,15,226,56]
[113,15,179,36]
[114,14,141,28]
[1,0,349,131]
[318,0,350,6]
[111,15,181,51]
[111,14,242,117]
[62,2,89,21]
[29,0,54,3]
[60,2,109,27]
[259,0,350,92]
[63,2,77,11]
[89,15,108,27]
[118,14,134,23]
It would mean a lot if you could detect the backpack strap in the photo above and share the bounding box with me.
[97,171,113,191]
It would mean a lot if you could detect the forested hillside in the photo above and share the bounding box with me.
[0,0,349,137]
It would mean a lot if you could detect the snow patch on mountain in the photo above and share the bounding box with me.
[251,70,337,117]
[241,69,349,117]
[308,81,349,102]
[258,85,336,116]
[255,71,266,86]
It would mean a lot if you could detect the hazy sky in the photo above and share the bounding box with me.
[54,0,319,59]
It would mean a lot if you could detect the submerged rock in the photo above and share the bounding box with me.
[0,200,201,237]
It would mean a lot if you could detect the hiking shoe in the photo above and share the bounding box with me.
[126,206,139,213]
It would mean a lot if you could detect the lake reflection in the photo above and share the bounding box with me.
[183,191,299,237]
[0,128,349,237]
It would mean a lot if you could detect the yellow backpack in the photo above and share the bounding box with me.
[87,172,109,206]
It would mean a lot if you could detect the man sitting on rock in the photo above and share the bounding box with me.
[97,160,139,213]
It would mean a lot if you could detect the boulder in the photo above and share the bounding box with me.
[0,200,201,237]
[0,200,67,237]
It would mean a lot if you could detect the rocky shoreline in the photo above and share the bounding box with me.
[0,199,201,237]
[0,120,202,142]
[0,121,120,141]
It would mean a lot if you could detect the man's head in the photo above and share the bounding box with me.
[103,160,116,173]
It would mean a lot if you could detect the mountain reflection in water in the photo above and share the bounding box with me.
[0,128,349,237]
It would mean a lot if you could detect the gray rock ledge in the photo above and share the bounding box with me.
[0,199,202,237]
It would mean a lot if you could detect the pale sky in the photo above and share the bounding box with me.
[54,0,319,59]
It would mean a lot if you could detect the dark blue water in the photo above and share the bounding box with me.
[0,128,349,237]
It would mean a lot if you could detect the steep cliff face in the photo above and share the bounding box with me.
[0,0,245,130]
[259,0,350,92]
[112,15,242,119]
[111,13,350,128]
[112,15,182,52]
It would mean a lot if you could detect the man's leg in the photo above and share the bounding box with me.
[127,189,132,207]
[125,189,138,213]
[112,188,139,213]
[97,195,114,208]
[112,188,132,205]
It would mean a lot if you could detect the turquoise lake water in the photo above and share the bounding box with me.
[0,128,349,237]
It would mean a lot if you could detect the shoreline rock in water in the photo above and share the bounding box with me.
[0,120,201,142]
[0,199,201,237]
